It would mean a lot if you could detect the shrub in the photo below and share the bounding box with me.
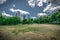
[22,19,28,24]
[4,17,21,25]
[0,16,21,25]
[28,18,34,24]
[51,11,60,24]
[0,11,60,25]
[0,16,5,25]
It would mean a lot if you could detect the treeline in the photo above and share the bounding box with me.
[0,11,60,25]
[0,17,20,25]
[35,11,60,24]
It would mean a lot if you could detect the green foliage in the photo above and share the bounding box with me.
[0,16,5,25]
[4,17,20,25]
[37,11,60,24]
[22,18,28,24]
[33,19,38,23]
[28,18,34,24]
[12,29,19,35]
[56,11,60,24]
[22,18,34,24]
[0,11,60,25]
[47,16,52,23]
[0,16,21,25]
[21,11,60,24]
[37,16,48,24]
[51,11,60,24]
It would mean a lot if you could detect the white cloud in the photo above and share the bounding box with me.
[50,6,60,11]
[48,6,60,13]
[43,3,52,12]
[30,17,36,19]
[9,8,15,12]
[43,0,60,13]
[28,0,35,7]
[43,0,47,3]
[27,0,60,14]
[37,13,47,17]
[2,11,13,17]
[37,1,43,7]
[0,0,7,4]
[27,0,48,7]
[43,3,60,13]
[9,8,30,15]
[37,0,48,7]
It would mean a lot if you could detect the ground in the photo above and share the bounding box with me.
[0,24,60,40]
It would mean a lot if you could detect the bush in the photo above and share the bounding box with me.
[37,17,46,24]
[22,18,34,24]
[0,11,60,25]
[22,19,28,24]
[0,16,5,25]
[4,17,21,25]
[0,16,21,25]
[51,11,60,24]
[28,18,34,24]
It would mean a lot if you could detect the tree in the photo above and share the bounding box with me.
[50,10,60,24]
[51,13,57,24]
[0,16,5,25]
[47,16,52,23]
[4,17,20,25]
[56,11,60,24]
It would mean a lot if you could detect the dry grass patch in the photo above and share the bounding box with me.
[17,32,48,40]
[0,24,60,40]
[0,29,16,40]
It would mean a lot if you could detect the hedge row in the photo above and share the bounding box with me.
[0,11,60,25]
[0,16,20,25]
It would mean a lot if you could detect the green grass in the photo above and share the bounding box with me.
[0,24,60,35]
[0,24,60,40]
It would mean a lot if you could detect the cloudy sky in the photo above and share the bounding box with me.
[0,0,60,17]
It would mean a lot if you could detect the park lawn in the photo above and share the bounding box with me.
[0,24,60,35]
[0,24,60,40]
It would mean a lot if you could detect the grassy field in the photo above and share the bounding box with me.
[0,24,60,40]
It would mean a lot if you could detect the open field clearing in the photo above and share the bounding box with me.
[0,24,60,40]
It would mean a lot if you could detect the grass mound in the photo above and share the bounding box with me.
[0,30,15,40]
[0,24,60,40]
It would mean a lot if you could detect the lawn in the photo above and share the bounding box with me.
[0,24,60,40]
